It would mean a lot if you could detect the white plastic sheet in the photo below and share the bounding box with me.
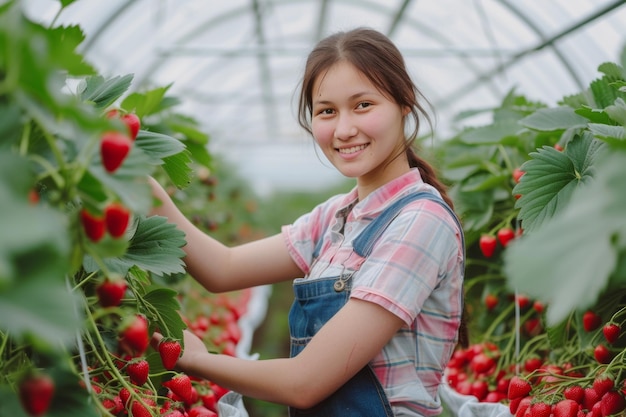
[439,383,512,417]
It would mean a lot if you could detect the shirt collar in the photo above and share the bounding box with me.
[334,168,433,221]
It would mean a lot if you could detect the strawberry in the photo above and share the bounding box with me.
[100,131,132,173]
[96,276,127,307]
[479,235,497,258]
[600,390,626,416]
[102,396,123,414]
[130,399,153,417]
[119,315,149,355]
[121,113,141,140]
[530,402,552,417]
[512,167,525,183]
[514,396,531,417]
[594,344,612,364]
[583,387,601,410]
[188,406,218,417]
[552,399,578,417]
[484,293,498,311]
[158,339,182,370]
[523,357,543,373]
[81,209,106,242]
[563,385,585,404]
[583,310,602,332]
[19,374,55,416]
[163,374,193,404]
[593,374,615,397]
[603,323,620,344]
[104,202,130,238]
[508,376,532,400]
[497,227,516,247]
[127,359,150,386]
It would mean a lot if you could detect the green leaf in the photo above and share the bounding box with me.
[458,120,522,145]
[95,215,187,277]
[143,287,186,341]
[588,123,626,142]
[505,149,626,324]
[520,107,588,131]
[162,150,193,188]
[605,97,626,126]
[513,134,603,232]
[79,74,134,109]
[122,84,172,118]
[135,130,186,163]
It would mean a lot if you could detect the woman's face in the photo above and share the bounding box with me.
[310,61,409,194]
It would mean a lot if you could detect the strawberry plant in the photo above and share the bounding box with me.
[438,40,626,416]
[0,2,245,416]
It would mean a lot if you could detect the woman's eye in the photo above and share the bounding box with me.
[357,102,371,109]
[318,108,334,115]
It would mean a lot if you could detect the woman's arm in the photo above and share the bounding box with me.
[155,298,405,409]
[148,177,303,292]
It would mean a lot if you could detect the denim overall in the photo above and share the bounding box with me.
[288,192,462,417]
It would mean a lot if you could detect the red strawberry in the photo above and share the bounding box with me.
[593,374,615,397]
[96,277,127,307]
[552,399,578,417]
[484,293,498,311]
[100,131,132,173]
[508,376,532,400]
[563,385,585,404]
[159,339,182,370]
[121,113,141,140]
[104,202,130,238]
[600,390,626,416]
[479,235,497,258]
[583,310,602,332]
[163,374,193,404]
[512,167,525,183]
[130,400,153,417]
[602,323,620,344]
[594,344,612,364]
[127,359,150,386]
[523,357,543,373]
[497,227,515,247]
[120,315,149,355]
[81,209,106,242]
[530,402,552,417]
[583,387,601,410]
[188,406,218,417]
[19,374,55,417]
[514,396,531,417]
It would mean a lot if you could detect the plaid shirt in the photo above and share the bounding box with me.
[282,169,464,416]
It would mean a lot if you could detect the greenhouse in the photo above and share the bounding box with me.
[1,0,626,416]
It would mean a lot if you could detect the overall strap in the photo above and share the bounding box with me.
[352,192,464,259]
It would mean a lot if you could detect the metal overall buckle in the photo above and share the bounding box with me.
[333,266,352,292]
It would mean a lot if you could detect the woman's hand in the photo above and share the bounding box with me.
[151,329,209,376]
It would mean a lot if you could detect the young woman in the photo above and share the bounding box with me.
[150,27,465,417]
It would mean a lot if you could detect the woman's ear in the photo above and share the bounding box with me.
[402,105,411,116]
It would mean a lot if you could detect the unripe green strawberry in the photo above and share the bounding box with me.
[100,131,132,173]
[159,339,182,370]
[19,373,55,416]
[104,202,130,238]
[80,209,106,242]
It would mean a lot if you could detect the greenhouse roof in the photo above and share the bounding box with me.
[28,0,626,194]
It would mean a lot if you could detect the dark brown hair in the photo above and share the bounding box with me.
[297,27,454,209]
[298,27,468,347]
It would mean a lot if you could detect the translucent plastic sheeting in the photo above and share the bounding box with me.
[25,0,626,194]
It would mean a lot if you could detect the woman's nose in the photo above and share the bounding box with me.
[334,114,358,140]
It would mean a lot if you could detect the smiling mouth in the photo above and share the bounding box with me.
[337,144,368,154]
